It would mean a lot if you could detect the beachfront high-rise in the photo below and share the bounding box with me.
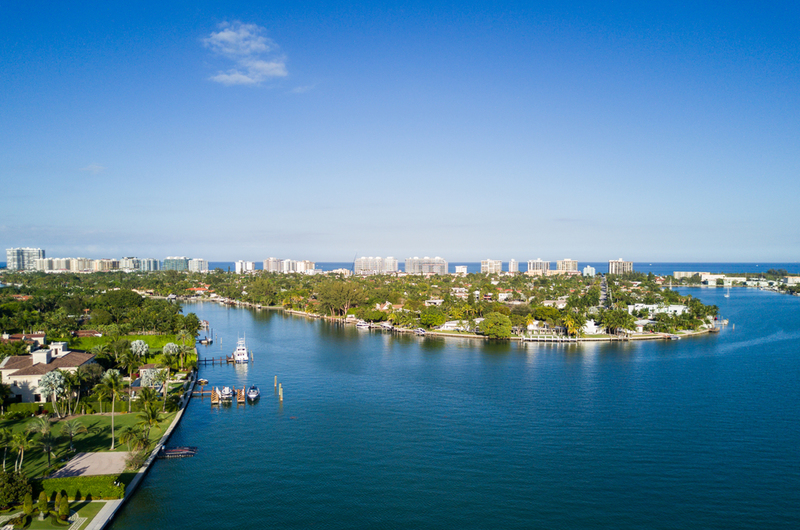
[608,258,634,275]
[6,247,45,270]
[508,259,519,273]
[405,256,448,275]
[557,259,578,272]
[188,258,209,272]
[481,259,503,274]
[139,258,160,271]
[527,259,550,273]
[354,256,399,275]
[163,257,189,271]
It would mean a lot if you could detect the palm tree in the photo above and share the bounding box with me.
[118,426,138,452]
[94,370,128,450]
[137,387,158,409]
[72,366,90,415]
[59,419,88,451]
[154,369,170,412]
[89,344,110,359]
[37,433,57,468]
[13,431,32,473]
[0,428,11,472]
[176,329,192,350]
[136,403,163,440]
[118,350,140,413]
[179,344,194,372]
[27,416,52,437]
[94,385,110,414]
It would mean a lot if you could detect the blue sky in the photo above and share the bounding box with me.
[2,1,798,262]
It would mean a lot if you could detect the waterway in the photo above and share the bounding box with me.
[111,288,800,529]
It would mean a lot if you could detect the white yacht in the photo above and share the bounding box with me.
[355,320,370,329]
[232,337,249,363]
[220,386,233,400]
[246,385,260,400]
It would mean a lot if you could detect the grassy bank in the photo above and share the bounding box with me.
[0,412,177,479]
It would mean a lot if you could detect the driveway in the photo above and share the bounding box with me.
[48,452,130,478]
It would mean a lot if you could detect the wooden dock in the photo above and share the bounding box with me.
[158,446,198,459]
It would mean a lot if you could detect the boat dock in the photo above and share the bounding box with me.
[521,335,581,343]
[197,356,252,365]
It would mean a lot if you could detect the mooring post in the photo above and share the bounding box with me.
[274,375,277,388]
[279,386,283,401]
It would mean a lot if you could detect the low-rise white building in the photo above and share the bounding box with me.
[627,303,688,316]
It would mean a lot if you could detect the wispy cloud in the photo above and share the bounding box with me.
[203,22,287,86]
[80,163,106,174]
[290,84,315,94]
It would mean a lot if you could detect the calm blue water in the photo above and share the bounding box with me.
[110,287,800,529]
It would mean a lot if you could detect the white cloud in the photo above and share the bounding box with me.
[203,22,287,86]
[80,164,106,174]
[291,84,315,94]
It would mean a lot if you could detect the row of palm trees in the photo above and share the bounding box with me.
[0,395,167,475]
[0,417,86,473]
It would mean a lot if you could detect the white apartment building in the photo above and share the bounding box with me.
[6,248,45,270]
[405,256,448,275]
[454,265,468,276]
[120,257,141,271]
[188,258,209,272]
[481,259,503,274]
[608,259,633,275]
[235,260,256,274]
[354,256,399,275]
[264,258,281,272]
[557,259,578,272]
[527,259,550,273]
[93,259,119,272]
[508,259,519,273]
[583,265,596,277]
[296,260,316,274]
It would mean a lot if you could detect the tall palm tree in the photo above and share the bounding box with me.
[154,369,170,412]
[137,387,158,409]
[118,350,140,413]
[94,370,128,450]
[59,419,88,451]
[13,431,32,473]
[37,433,57,468]
[176,329,192,350]
[27,416,52,436]
[0,428,11,472]
[118,426,138,452]
[136,403,163,440]
[178,344,194,372]
[72,365,90,415]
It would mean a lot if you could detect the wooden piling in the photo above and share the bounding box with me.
[274,375,277,388]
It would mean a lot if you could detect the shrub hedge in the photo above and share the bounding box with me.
[41,475,124,500]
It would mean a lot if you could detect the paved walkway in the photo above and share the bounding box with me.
[49,452,130,478]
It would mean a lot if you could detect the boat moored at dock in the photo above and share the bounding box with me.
[230,337,250,363]
[247,385,260,400]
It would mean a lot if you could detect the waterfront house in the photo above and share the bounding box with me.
[0,342,95,403]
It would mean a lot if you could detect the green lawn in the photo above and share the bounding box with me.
[22,499,105,529]
[0,411,177,479]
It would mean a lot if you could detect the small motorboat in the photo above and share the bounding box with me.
[220,386,233,400]
[355,320,370,329]
[414,328,426,335]
[246,385,260,400]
